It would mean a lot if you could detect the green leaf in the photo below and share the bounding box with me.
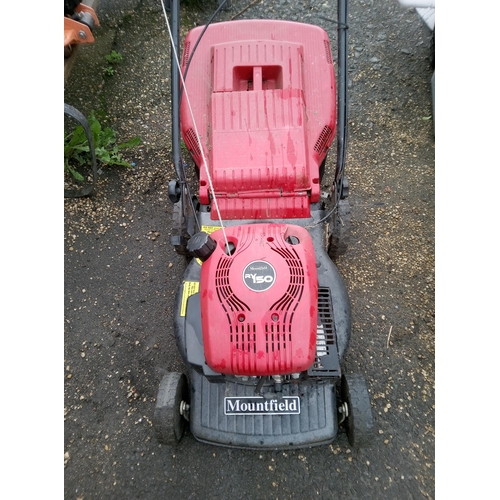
[68,165,84,181]
[105,50,123,65]
[117,137,141,149]
[68,126,87,148]
[111,158,134,168]
[90,118,102,142]
[72,145,90,153]
[100,127,116,147]
[96,147,111,163]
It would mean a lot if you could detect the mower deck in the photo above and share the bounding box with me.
[189,370,338,449]
[173,208,351,448]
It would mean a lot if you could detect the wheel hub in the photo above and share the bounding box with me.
[338,402,349,424]
[180,400,190,421]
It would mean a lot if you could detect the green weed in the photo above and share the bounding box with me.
[64,111,141,181]
[104,50,123,77]
[105,50,123,64]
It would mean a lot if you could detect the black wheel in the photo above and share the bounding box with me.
[340,373,374,447]
[319,152,328,182]
[171,194,198,258]
[65,0,82,16]
[429,29,435,70]
[154,372,189,445]
[171,201,189,256]
[328,198,350,260]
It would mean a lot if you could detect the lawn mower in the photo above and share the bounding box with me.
[154,0,374,449]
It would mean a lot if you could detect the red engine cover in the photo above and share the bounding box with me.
[200,224,318,376]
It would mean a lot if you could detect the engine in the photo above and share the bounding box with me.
[200,223,318,376]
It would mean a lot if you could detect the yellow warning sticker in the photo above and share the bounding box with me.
[201,225,221,235]
[180,281,199,317]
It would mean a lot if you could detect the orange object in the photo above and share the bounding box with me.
[64,3,99,56]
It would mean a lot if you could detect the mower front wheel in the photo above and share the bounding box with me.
[153,372,189,445]
[340,373,374,448]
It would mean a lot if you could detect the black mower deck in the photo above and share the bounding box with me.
[174,209,352,448]
[189,370,338,449]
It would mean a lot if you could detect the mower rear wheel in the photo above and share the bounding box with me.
[340,373,374,448]
[319,153,328,182]
[171,201,189,256]
[328,199,350,260]
[154,372,189,445]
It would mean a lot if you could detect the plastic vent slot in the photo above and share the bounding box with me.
[182,41,190,69]
[313,125,334,153]
[268,247,305,312]
[215,256,250,313]
[324,39,333,64]
[264,326,291,353]
[307,287,341,377]
[184,127,202,160]
[265,246,304,355]
[230,326,256,353]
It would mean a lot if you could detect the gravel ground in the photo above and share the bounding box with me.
[64,0,436,498]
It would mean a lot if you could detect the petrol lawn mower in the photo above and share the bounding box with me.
[153,0,374,449]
